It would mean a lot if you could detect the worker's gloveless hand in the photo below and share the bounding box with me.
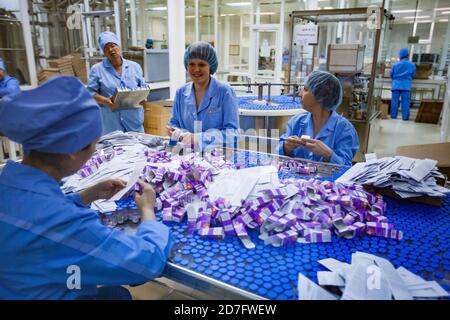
[302,137,333,162]
[134,180,156,220]
[104,96,117,110]
[283,136,305,155]
[80,178,126,204]
[180,132,197,146]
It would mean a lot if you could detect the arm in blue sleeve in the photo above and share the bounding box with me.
[168,89,182,128]
[66,192,89,208]
[47,207,174,287]
[276,116,296,156]
[0,78,21,97]
[328,124,359,166]
[86,66,100,95]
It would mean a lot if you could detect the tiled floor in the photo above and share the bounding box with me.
[369,118,442,158]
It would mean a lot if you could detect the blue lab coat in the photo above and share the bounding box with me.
[390,58,416,91]
[0,75,21,98]
[0,161,173,300]
[87,58,146,135]
[168,77,240,148]
[390,58,416,120]
[276,111,359,166]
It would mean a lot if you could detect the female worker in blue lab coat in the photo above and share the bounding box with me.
[390,48,416,120]
[168,41,239,149]
[87,31,146,134]
[0,57,21,98]
[0,76,173,300]
[276,71,359,167]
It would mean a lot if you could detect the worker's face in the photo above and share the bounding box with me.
[188,59,210,85]
[298,85,319,112]
[66,139,98,176]
[0,69,5,81]
[104,42,122,61]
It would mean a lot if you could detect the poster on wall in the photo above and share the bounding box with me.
[294,24,319,46]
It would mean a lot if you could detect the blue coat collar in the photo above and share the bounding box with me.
[304,110,339,140]
[183,77,218,114]
[0,161,64,198]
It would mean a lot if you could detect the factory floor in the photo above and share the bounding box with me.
[369,118,442,158]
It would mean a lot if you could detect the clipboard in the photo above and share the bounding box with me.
[112,85,151,108]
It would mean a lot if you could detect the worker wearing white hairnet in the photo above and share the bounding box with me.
[277,70,359,166]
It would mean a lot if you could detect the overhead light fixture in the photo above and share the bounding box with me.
[259,12,276,15]
[434,7,450,11]
[148,6,167,11]
[439,19,449,22]
[403,15,431,19]
[392,9,423,14]
[225,2,251,6]
[186,15,195,19]
[442,11,450,14]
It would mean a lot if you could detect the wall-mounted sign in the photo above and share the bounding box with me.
[294,24,319,46]
[408,36,420,44]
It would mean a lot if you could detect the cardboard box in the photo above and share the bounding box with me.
[396,142,450,179]
[380,103,389,119]
[144,100,173,137]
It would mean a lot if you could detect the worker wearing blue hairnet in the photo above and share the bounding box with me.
[168,41,239,150]
[390,48,416,120]
[87,31,147,134]
[0,76,173,299]
[277,71,359,166]
[0,57,21,99]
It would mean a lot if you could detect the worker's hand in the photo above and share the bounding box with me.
[80,179,126,204]
[283,136,305,156]
[167,126,176,137]
[104,97,117,110]
[302,138,333,161]
[134,180,156,220]
[180,133,198,146]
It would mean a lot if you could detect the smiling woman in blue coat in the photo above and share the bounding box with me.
[276,71,359,167]
[168,41,239,150]
[0,76,173,300]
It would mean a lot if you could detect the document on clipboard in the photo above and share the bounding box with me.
[111,85,151,108]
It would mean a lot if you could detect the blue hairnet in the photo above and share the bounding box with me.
[184,41,218,74]
[0,57,5,70]
[98,31,120,51]
[0,76,103,154]
[399,48,409,59]
[305,70,343,111]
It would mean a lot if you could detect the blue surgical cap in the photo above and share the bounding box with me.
[305,70,343,111]
[184,41,218,74]
[0,57,5,70]
[0,76,103,154]
[399,48,409,59]
[98,31,120,51]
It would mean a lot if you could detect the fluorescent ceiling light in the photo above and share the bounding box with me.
[186,15,195,19]
[434,7,450,11]
[439,19,449,22]
[259,12,276,15]
[403,15,431,19]
[148,6,167,11]
[442,11,450,14]
[226,2,251,6]
[392,9,423,13]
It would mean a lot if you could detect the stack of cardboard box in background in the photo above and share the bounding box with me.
[37,54,87,84]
